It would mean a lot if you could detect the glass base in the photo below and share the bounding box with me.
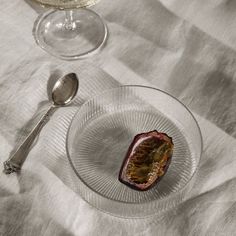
[33,9,108,60]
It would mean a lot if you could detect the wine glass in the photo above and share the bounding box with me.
[32,0,108,60]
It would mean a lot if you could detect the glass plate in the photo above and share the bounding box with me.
[66,86,202,218]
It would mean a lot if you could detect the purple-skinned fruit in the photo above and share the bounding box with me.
[119,130,174,191]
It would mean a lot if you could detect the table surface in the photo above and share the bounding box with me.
[0,0,236,235]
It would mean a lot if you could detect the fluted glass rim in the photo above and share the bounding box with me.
[66,85,203,218]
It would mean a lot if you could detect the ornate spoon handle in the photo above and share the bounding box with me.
[3,106,56,174]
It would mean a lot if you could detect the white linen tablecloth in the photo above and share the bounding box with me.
[0,0,236,235]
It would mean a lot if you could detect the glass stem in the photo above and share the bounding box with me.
[65,10,76,30]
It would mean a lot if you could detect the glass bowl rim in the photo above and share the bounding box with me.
[65,85,203,217]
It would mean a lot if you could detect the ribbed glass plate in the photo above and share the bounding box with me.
[66,86,202,218]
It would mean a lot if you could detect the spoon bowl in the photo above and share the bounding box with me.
[52,73,79,106]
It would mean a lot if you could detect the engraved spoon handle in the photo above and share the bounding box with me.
[3,106,56,174]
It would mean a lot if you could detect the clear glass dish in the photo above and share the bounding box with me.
[66,86,202,218]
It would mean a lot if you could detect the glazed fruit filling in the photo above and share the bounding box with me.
[126,138,172,184]
[119,130,174,191]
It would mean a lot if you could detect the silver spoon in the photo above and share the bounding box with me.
[3,73,79,174]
